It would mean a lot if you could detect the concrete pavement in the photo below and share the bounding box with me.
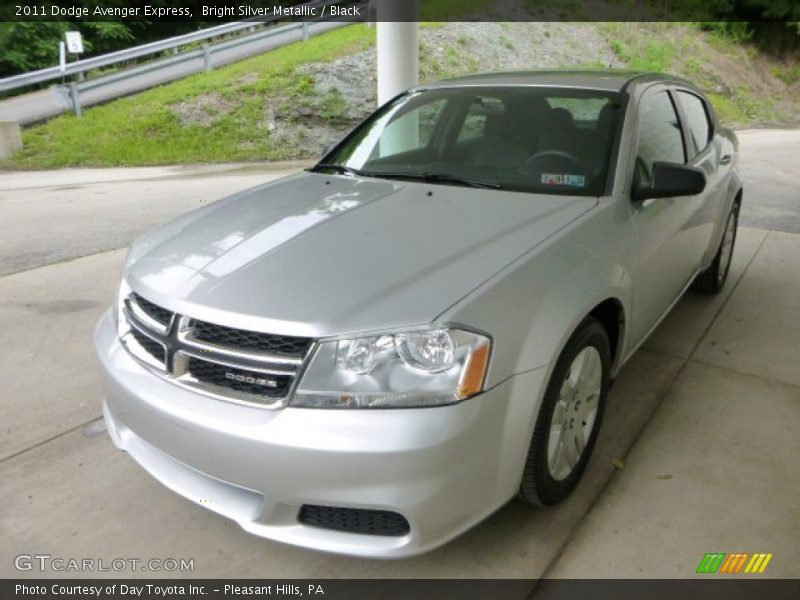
[547,230,800,579]
[2,225,794,579]
[2,129,795,277]
[0,161,310,276]
[1,129,799,579]
[735,129,800,235]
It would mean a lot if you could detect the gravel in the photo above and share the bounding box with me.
[266,22,617,157]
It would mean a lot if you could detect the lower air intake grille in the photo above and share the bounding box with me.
[192,319,313,357]
[130,327,165,364]
[187,358,291,398]
[299,505,411,537]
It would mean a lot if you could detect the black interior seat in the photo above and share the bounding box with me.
[468,111,529,169]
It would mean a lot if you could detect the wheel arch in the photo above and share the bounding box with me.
[702,179,743,269]
[588,297,626,375]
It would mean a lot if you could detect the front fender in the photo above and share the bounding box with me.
[444,196,635,389]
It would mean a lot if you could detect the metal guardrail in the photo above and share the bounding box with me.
[0,21,258,92]
[52,21,323,117]
[0,0,358,94]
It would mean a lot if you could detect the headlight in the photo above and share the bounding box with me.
[292,327,491,408]
[116,279,131,336]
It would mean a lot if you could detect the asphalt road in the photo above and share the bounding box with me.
[0,129,797,277]
[735,129,800,234]
[0,21,346,125]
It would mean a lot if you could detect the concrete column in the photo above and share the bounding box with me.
[376,0,419,106]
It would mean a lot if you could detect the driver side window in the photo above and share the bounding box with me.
[635,91,686,187]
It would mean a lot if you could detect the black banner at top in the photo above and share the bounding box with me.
[1,0,799,23]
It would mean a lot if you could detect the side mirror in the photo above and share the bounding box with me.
[632,161,706,202]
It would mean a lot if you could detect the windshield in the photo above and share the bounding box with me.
[316,86,622,196]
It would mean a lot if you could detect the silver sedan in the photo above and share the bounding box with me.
[95,70,742,557]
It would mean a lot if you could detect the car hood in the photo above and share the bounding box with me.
[126,172,595,337]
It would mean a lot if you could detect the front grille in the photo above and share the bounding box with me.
[192,320,313,357]
[132,293,173,327]
[299,505,411,537]
[130,327,166,363]
[120,291,313,407]
[187,358,291,398]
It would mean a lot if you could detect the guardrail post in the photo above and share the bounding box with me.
[302,22,310,41]
[0,120,23,159]
[68,82,82,117]
[202,44,212,72]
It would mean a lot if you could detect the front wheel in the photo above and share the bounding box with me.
[518,317,610,506]
[693,201,740,294]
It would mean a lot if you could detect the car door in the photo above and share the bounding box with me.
[627,85,709,345]
[673,89,731,261]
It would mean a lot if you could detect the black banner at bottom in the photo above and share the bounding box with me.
[4,579,800,600]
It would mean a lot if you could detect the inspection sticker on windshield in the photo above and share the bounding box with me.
[541,173,586,187]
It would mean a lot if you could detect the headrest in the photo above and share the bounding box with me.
[485,111,511,136]
[595,103,616,139]
[548,107,576,131]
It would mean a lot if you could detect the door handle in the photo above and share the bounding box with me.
[720,154,732,165]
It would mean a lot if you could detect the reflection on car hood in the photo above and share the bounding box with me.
[126,172,596,337]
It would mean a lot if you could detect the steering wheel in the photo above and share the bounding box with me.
[520,150,585,175]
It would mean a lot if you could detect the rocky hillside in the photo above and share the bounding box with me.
[6,21,798,168]
[257,22,800,160]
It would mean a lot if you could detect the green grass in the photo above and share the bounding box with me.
[6,20,797,170]
[420,0,496,21]
[609,38,676,73]
[772,65,800,85]
[4,25,375,169]
[706,92,747,124]
[603,22,797,126]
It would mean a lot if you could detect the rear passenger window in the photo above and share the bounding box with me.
[678,91,712,153]
[636,91,686,183]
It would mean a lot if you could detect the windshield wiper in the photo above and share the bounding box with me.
[311,165,503,190]
[369,171,503,190]
[311,163,372,177]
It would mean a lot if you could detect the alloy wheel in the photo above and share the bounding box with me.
[547,346,602,481]
[718,210,737,284]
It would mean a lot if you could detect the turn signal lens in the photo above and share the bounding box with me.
[458,341,491,400]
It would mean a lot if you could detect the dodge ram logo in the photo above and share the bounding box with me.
[224,372,278,388]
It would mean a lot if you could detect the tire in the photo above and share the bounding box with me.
[518,317,611,507]
[693,201,740,295]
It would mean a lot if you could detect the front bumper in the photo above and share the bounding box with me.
[95,309,547,557]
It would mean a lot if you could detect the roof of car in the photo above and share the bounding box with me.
[419,70,693,93]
